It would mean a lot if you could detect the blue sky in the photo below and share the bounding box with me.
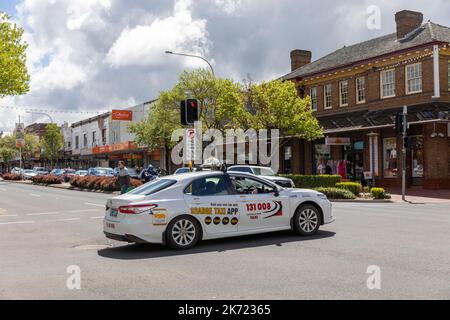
[0,0,19,16]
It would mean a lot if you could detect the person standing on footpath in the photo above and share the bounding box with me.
[117,161,131,194]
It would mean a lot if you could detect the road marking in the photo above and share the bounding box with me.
[84,202,105,208]
[49,218,81,222]
[0,188,7,191]
[0,215,19,218]
[27,212,60,216]
[29,193,41,198]
[90,216,104,220]
[69,209,99,213]
[0,221,34,225]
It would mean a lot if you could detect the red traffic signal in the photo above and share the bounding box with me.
[181,99,199,125]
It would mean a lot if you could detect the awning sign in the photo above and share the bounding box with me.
[325,137,351,146]
[112,110,133,121]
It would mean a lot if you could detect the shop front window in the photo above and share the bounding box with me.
[383,138,398,177]
[315,144,331,175]
[411,136,424,178]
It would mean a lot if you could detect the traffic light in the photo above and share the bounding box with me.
[403,136,412,149]
[181,99,199,125]
[394,113,404,135]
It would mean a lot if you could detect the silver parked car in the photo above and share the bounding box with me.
[228,165,295,188]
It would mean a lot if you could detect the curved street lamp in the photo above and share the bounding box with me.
[165,51,215,76]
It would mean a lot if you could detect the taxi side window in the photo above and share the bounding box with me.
[185,176,230,196]
[230,176,275,195]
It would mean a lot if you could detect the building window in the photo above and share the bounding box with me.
[339,80,348,107]
[310,87,318,111]
[102,129,107,145]
[383,138,398,178]
[92,131,97,146]
[75,136,79,149]
[324,84,332,109]
[356,77,365,104]
[83,133,88,148]
[406,63,422,94]
[381,69,395,98]
[447,61,450,90]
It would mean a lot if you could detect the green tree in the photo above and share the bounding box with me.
[21,133,40,165]
[242,79,323,144]
[129,69,246,172]
[0,135,17,170]
[40,124,64,166]
[0,12,30,97]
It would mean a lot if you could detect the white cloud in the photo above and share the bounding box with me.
[214,0,244,15]
[106,0,209,68]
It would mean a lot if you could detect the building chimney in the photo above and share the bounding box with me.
[290,49,312,71]
[395,10,423,39]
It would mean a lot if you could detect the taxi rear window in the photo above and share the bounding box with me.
[128,179,177,196]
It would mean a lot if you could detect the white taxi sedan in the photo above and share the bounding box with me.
[103,171,334,250]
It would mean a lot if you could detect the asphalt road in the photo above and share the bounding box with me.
[0,181,449,300]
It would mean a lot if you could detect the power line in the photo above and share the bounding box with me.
[0,105,109,115]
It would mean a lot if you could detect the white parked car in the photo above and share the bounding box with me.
[228,165,295,188]
[103,171,334,250]
[23,170,37,180]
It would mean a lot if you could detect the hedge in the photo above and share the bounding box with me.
[70,176,142,192]
[335,182,363,196]
[314,187,357,200]
[280,175,341,189]
[371,188,387,200]
[2,173,22,181]
[32,175,63,185]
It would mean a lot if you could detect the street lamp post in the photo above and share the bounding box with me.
[26,111,54,124]
[165,51,215,76]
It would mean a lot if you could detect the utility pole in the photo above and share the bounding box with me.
[402,105,408,202]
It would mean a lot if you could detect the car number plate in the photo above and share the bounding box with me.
[110,208,118,217]
[106,222,115,229]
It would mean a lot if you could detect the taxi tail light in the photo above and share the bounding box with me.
[118,204,158,215]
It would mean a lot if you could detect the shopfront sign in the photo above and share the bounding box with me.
[93,142,138,154]
[325,137,351,146]
[112,110,133,121]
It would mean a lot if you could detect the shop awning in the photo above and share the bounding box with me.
[318,103,450,134]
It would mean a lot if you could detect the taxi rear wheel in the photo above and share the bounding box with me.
[166,216,201,250]
[294,204,321,236]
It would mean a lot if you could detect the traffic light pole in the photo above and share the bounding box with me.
[402,106,408,202]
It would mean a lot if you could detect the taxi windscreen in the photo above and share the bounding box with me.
[128,179,177,196]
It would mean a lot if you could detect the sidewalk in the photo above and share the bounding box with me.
[0,178,120,195]
[388,187,450,204]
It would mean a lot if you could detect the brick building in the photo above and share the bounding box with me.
[281,10,450,189]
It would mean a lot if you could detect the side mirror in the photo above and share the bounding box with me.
[274,190,280,197]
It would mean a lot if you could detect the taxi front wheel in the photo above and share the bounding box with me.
[294,204,321,236]
[166,216,201,250]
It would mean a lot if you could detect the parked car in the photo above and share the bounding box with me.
[11,167,23,175]
[113,167,139,179]
[63,169,77,182]
[50,169,65,176]
[103,171,333,250]
[228,165,295,188]
[75,170,88,177]
[23,170,37,180]
[88,167,114,177]
[33,167,49,175]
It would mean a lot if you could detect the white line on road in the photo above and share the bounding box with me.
[69,209,99,213]
[27,212,60,216]
[0,215,19,218]
[29,193,41,198]
[90,216,104,219]
[49,218,81,222]
[84,202,105,208]
[0,188,7,191]
[0,221,34,225]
